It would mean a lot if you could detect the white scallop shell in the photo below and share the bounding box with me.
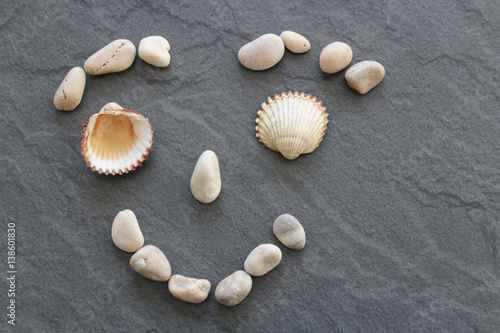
[255,92,328,160]
[80,103,153,175]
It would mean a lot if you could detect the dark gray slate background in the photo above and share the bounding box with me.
[1,1,499,332]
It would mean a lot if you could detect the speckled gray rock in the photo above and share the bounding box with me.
[111,209,144,253]
[215,270,252,306]
[130,245,171,282]
[238,34,285,71]
[168,274,211,303]
[273,214,306,250]
[53,67,86,111]
[345,60,386,94]
[319,42,353,74]
[244,244,282,276]
[280,31,310,53]
[138,36,171,67]
[84,39,136,75]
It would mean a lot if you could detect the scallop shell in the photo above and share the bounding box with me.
[80,103,153,175]
[255,91,328,160]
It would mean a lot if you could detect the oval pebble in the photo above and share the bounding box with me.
[215,270,252,306]
[190,150,221,204]
[168,274,211,304]
[130,245,171,282]
[238,34,285,71]
[111,209,144,253]
[319,42,353,74]
[244,244,282,276]
[138,36,171,67]
[84,39,136,75]
[280,31,310,54]
[273,214,306,250]
[345,61,385,94]
[53,67,86,111]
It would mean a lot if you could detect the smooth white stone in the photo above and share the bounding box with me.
[319,42,353,74]
[190,150,221,203]
[130,245,171,281]
[273,214,306,250]
[168,274,211,303]
[215,270,252,306]
[345,61,385,94]
[138,36,171,67]
[53,67,86,111]
[244,244,282,276]
[238,34,285,71]
[280,31,310,54]
[84,39,136,75]
[111,209,144,253]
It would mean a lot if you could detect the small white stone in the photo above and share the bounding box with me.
[53,67,86,111]
[215,270,252,306]
[130,245,172,282]
[319,42,353,74]
[273,214,306,250]
[345,61,385,94]
[280,31,310,54]
[168,274,211,304]
[84,39,136,75]
[111,209,144,253]
[238,34,285,71]
[244,244,282,276]
[138,36,171,67]
[190,150,221,204]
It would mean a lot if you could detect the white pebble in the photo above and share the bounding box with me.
[168,274,211,304]
[238,34,285,71]
[215,270,252,306]
[190,150,221,204]
[280,31,310,54]
[244,244,282,276]
[84,39,136,75]
[138,36,171,67]
[319,42,353,74]
[273,214,306,250]
[130,245,171,282]
[53,67,86,111]
[345,61,385,94]
[111,209,144,253]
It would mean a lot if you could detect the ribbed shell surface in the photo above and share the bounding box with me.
[80,109,153,175]
[255,92,328,160]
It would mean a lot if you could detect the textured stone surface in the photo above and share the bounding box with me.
[1,0,499,332]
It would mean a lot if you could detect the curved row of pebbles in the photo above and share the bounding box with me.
[238,31,385,94]
[53,36,171,111]
[111,209,306,306]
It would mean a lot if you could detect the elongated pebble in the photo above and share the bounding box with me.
[215,270,252,306]
[280,31,310,53]
[345,61,385,94]
[190,150,221,204]
[130,245,171,281]
[238,34,285,71]
[111,209,144,253]
[244,244,282,276]
[168,274,211,303]
[273,214,306,250]
[53,67,86,111]
[84,39,136,75]
[138,36,171,67]
[319,42,353,74]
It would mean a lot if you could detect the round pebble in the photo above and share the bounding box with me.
[244,244,282,277]
[215,270,252,306]
[84,39,136,75]
[111,209,144,253]
[319,41,353,74]
[345,60,386,94]
[53,67,86,111]
[130,245,171,282]
[138,36,171,67]
[280,31,310,54]
[238,33,285,71]
[273,214,306,250]
[168,274,211,304]
[190,150,221,204]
